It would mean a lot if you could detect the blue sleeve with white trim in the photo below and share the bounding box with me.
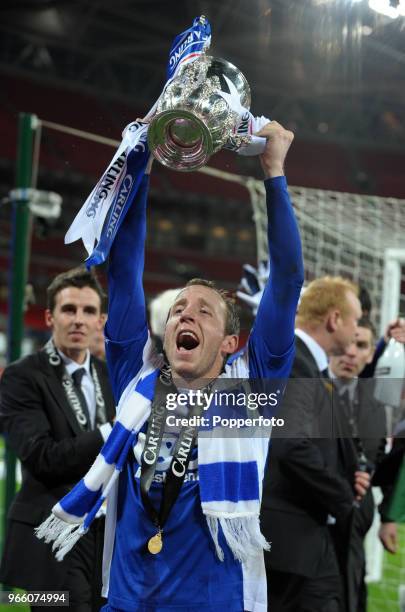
[248,176,304,379]
[105,174,150,402]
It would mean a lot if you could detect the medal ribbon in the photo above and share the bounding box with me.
[140,374,210,535]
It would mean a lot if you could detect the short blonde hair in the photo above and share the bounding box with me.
[297,276,359,327]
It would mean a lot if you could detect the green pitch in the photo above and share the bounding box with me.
[368,525,405,612]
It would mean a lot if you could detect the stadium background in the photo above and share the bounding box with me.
[0,0,405,609]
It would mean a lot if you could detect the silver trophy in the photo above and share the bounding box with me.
[147,55,252,172]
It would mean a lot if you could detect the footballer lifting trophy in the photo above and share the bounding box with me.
[147,54,253,172]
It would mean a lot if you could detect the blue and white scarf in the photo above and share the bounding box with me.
[36,338,271,564]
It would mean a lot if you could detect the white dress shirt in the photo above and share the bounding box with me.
[58,349,111,441]
[295,328,328,372]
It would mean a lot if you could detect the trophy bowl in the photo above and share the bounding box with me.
[147,56,251,172]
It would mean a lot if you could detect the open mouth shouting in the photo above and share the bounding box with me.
[176,330,200,353]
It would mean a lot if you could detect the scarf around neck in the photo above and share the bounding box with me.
[36,337,271,564]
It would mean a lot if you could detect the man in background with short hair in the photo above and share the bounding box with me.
[329,316,387,612]
[262,276,370,612]
[0,267,115,611]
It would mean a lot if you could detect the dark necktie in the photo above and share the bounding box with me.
[72,368,91,430]
[339,388,368,469]
[321,368,329,379]
[340,389,358,436]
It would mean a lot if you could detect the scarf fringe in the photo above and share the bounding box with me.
[35,514,68,543]
[206,516,224,562]
[35,514,86,561]
[54,525,85,561]
[207,515,270,563]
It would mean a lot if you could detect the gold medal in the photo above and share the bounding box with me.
[147,531,163,554]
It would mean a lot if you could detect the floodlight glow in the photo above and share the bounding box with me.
[368,0,400,18]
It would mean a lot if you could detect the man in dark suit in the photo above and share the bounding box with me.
[0,267,115,611]
[329,317,387,612]
[261,276,370,612]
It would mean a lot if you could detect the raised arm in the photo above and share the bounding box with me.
[105,169,151,400]
[249,122,304,370]
[106,173,149,341]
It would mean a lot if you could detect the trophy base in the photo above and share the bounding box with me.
[148,110,214,172]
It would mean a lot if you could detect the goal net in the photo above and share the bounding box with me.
[245,178,405,334]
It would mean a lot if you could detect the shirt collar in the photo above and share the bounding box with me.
[328,368,358,400]
[295,328,328,373]
[57,348,91,377]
